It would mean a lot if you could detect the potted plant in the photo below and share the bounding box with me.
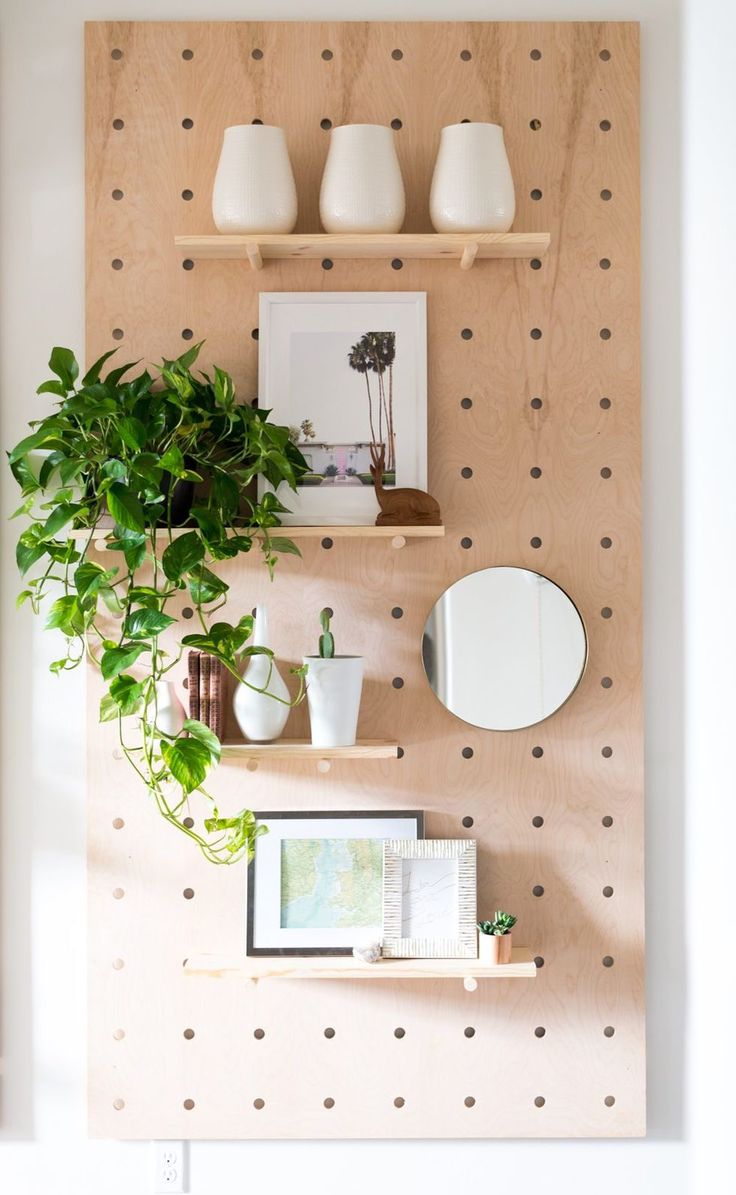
[9,342,308,864]
[303,609,363,747]
[477,911,517,964]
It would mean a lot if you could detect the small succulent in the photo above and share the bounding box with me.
[318,608,335,659]
[478,910,517,937]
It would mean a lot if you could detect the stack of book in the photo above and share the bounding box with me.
[187,651,225,740]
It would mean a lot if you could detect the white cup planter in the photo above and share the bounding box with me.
[212,124,298,234]
[430,122,515,233]
[303,655,364,747]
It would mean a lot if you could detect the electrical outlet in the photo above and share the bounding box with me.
[152,1141,187,1193]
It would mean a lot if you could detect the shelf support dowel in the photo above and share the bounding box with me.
[460,241,479,271]
[463,976,478,992]
[246,242,264,271]
[391,535,407,550]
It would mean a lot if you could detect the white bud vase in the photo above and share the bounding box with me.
[319,124,405,234]
[303,656,364,747]
[149,682,186,738]
[430,122,516,233]
[212,125,298,234]
[233,606,290,742]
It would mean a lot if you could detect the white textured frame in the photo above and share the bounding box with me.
[382,839,477,958]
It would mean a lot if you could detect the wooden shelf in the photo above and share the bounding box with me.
[221,738,398,761]
[184,950,537,989]
[73,524,444,548]
[175,232,551,270]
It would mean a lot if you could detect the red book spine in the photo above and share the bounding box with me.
[201,654,211,729]
[187,651,200,722]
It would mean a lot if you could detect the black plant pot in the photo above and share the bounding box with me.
[160,455,197,528]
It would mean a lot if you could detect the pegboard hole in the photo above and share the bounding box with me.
[251,327,259,340]
[182,117,194,129]
[534,956,545,968]
[112,328,124,341]
[602,955,615,968]
[111,48,123,60]
[321,258,333,270]
[113,1098,125,1110]
[464,1026,475,1038]
[531,397,543,409]
[534,1026,546,1038]
[252,118,264,125]
[397,746,405,759]
[460,49,472,61]
[183,1099,195,1111]
[182,258,194,270]
[532,815,544,828]
[112,118,124,130]
[599,48,611,60]
[604,1095,616,1107]
[321,537,333,549]
[182,606,194,619]
[183,816,195,829]
[113,1028,125,1040]
[602,815,614,828]
[529,118,542,131]
[391,258,403,270]
[530,467,542,479]
[461,327,473,340]
[320,118,333,130]
[461,397,473,409]
[532,884,545,897]
[530,258,542,270]
[183,887,195,900]
[532,745,544,758]
[321,48,333,60]
[392,677,404,689]
[530,536,542,549]
[253,1028,265,1039]
[251,48,264,60]
[604,1025,615,1037]
[461,466,473,479]
[460,537,473,549]
[530,48,542,60]
[602,745,613,758]
[600,397,612,409]
[601,606,613,619]
[182,49,194,60]
[253,1098,265,1110]
[461,746,474,759]
[112,887,125,900]
[324,1027,335,1039]
[391,48,403,60]
[394,1096,405,1107]
[181,189,194,201]
[600,466,612,479]
[112,817,125,829]
[394,1027,405,1039]
[600,536,613,549]
[601,676,613,688]
[600,189,613,201]
[600,119,612,132]
[603,886,614,898]
[111,259,123,270]
[112,958,125,970]
[530,328,542,340]
[181,329,194,341]
[600,257,611,269]
[464,1096,476,1108]
[112,189,124,201]
[462,816,474,828]
[600,327,612,340]
[534,1096,546,1108]
[391,606,403,619]
[323,1097,335,1109]
[391,118,403,130]
[530,188,543,201]
[183,1028,195,1039]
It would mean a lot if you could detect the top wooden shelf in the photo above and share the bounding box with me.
[174,232,551,270]
[73,524,444,549]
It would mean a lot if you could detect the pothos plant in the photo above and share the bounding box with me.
[8,342,309,865]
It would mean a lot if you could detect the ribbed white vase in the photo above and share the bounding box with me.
[430,122,515,233]
[319,124,405,233]
[233,606,290,742]
[212,125,297,234]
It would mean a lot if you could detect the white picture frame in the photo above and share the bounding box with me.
[247,810,424,956]
[382,839,477,958]
[258,292,427,525]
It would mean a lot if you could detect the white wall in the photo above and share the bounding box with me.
[1,0,732,1192]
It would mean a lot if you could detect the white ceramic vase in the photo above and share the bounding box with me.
[430,122,516,233]
[212,125,298,234]
[319,124,405,234]
[233,606,290,742]
[149,682,186,738]
[303,656,364,747]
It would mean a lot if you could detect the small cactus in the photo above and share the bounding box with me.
[318,608,335,659]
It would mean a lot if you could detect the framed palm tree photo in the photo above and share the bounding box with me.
[258,292,427,525]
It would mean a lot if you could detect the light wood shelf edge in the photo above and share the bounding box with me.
[183,949,537,981]
[174,231,551,268]
[70,524,445,542]
[220,739,399,760]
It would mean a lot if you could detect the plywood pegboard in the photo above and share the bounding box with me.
[85,20,643,1138]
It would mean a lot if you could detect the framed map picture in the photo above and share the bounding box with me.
[246,810,424,956]
[258,292,427,525]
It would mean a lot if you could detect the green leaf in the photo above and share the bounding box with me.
[99,673,145,720]
[190,506,223,542]
[130,453,162,485]
[118,416,148,452]
[9,428,67,464]
[45,595,84,635]
[101,642,149,680]
[36,379,69,397]
[106,482,145,533]
[82,348,118,386]
[75,560,117,599]
[16,589,33,609]
[123,608,175,639]
[161,531,204,582]
[48,346,79,391]
[16,540,46,576]
[159,444,185,476]
[161,737,211,792]
[265,536,302,558]
[42,502,82,538]
[101,458,127,482]
[187,564,228,605]
[183,719,221,760]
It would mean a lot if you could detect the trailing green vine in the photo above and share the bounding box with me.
[9,342,308,864]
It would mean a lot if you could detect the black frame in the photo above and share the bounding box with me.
[246,810,425,957]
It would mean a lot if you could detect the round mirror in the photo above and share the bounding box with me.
[422,566,588,731]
